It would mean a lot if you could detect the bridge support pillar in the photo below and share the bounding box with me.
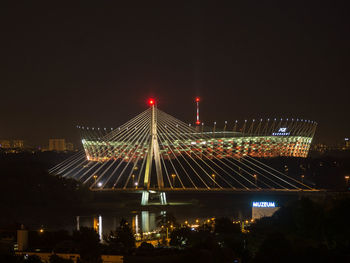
[141,191,149,206]
[141,190,168,206]
[160,192,167,205]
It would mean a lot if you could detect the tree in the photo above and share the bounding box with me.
[170,226,192,247]
[248,198,350,261]
[49,254,73,263]
[72,227,102,263]
[105,219,135,255]
[0,254,24,263]
[156,212,177,242]
[214,217,244,256]
[324,198,350,252]
[253,232,293,263]
[156,212,177,228]
[214,217,241,235]
[24,255,42,263]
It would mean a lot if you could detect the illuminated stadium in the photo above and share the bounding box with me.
[50,98,317,198]
[79,96,316,161]
[80,116,316,162]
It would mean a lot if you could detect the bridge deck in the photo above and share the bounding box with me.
[90,187,321,193]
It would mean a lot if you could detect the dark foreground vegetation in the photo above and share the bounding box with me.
[1,197,350,263]
[125,197,350,263]
[0,152,93,227]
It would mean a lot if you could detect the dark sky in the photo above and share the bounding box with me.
[1,1,349,146]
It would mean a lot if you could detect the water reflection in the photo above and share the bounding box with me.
[76,210,161,239]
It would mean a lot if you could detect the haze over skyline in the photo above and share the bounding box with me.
[1,1,349,146]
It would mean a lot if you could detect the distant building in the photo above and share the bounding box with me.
[0,140,11,149]
[49,139,66,151]
[312,143,328,153]
[343,138,350,150]
[13,140,24,148]
[66,142,74,151]
[252,201,280,220]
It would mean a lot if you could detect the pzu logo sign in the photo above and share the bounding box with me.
[272,127,290,136]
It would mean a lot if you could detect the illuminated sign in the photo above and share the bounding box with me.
[272,127,290,136]
[252,201,276,208]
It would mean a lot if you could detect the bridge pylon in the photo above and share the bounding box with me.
[142,99,167,205]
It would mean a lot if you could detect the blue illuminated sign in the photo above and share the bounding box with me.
[272,127,290,136]
[252,201,276,208]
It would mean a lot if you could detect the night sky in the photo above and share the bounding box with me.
[1,1,349,146]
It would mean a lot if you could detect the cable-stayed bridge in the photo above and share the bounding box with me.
[50,100,318,205]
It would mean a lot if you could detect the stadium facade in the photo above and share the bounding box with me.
[79,117,316,162]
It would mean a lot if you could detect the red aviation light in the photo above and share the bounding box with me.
[148,98,155,106]
[195,97,200,102]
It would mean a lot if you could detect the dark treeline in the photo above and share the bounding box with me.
[258,155,350,190]
[0,152,92,227]
[1,219,135,263]
[2,197,350,262]
[121,197,350,263]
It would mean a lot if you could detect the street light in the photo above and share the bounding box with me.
[135,182,138,189]
[132,174,135,185]
[345,176,349,187]
[212,174,216,188]
[301,175,305,184]
[171,174,176,187]
[93,174,98,183]
[253,174,257,186]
